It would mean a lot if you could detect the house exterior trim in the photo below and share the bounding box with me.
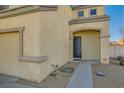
[19,56,48,63]
[99,35,110,38]
[0,5,57,19]
[69,15,110,25]
[72,5,104,10]
[0,27,48,63]
[0,27,24,34]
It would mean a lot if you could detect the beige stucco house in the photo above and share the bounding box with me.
[0,5,110,82]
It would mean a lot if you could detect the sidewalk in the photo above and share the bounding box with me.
[0,74,32,88]
[67,61,98,88]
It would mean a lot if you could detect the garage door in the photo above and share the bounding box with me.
[0,32,19,76]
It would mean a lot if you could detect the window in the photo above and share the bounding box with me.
[78,11,84,17]
[90,9,97,15]
[0,5,9,11]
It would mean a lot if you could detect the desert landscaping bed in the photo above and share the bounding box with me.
[92,64,124,88]
[16,62,79,88]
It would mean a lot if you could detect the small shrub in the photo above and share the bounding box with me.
[117,56,123,61]
[119,58,124,66]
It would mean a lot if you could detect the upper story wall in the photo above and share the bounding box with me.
[0,5,105,19]
[72,5,105,19]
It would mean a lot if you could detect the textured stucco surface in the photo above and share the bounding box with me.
[73,6,105,18]
[9,5,25,9]
[69,20,109,64]
[0,12,42,82]
[73,31,100,60]
[38,6,72,81]
[0,5,73,82]
[0,5,109,82]
[110,45,124,58]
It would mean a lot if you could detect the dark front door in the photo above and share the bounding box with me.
[73,36,82,58]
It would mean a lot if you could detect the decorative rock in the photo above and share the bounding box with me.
[59,67,74,73]
[55,75,62,79]
[96,71,105,76]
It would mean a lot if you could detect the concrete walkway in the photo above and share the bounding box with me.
[67,60,98,88]
[0,74,33,88]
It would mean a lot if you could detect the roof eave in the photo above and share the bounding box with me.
[73,5,104,10]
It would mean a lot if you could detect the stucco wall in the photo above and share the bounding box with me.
[0,12,41,81]
[9,5,25,9]
[73,31,100,60]
[38,5,72,81]
[0,5,73,82]
[0,5,109,82]
[110,45,124,58]
[69,20,109,64]
[73,6,105,18]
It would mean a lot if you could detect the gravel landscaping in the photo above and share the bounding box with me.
[92,64,124,88]
[16,62,79,88]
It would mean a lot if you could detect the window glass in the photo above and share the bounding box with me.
[90,9,97,15]
[78,11,84,17]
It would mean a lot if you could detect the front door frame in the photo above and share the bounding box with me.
[69,29,101,62]
[73,36,82,59]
